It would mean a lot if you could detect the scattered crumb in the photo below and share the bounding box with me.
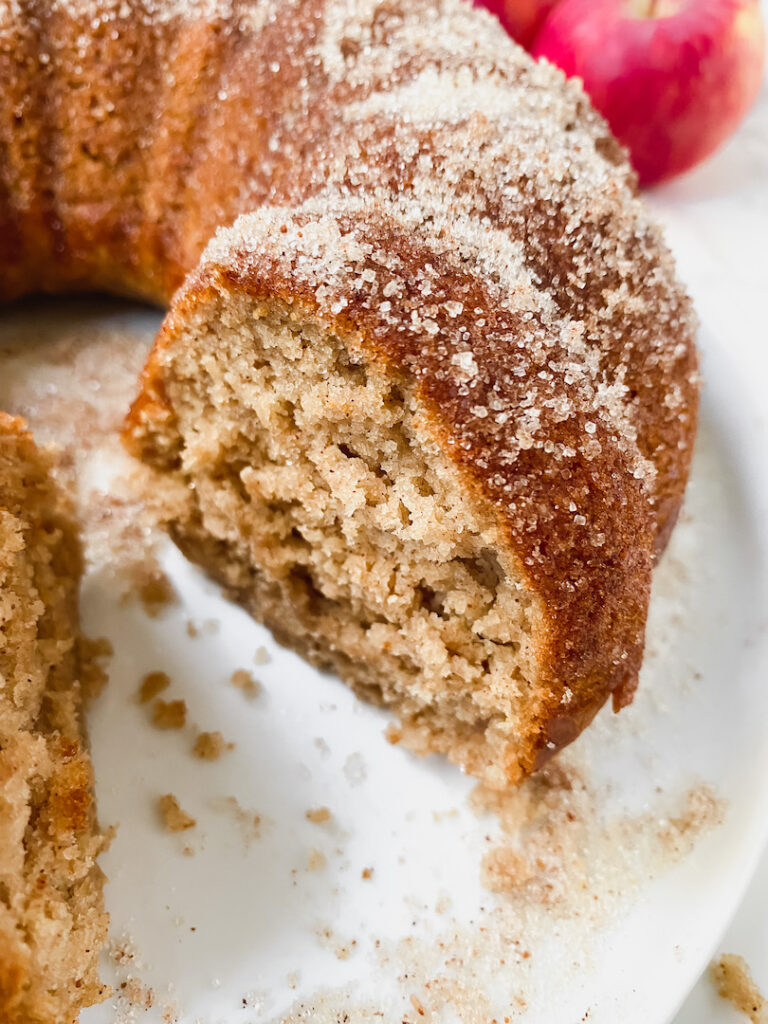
[138,670,171,704]
[78,634,114,700]
[315,925,357,961]
[385,723,402,745]
[157,795,196,833]
[286,972,301,990]
[152,699,187,730]
[118,977,154,1010]
[185,618,220,637]
[361,867,374,880]
[193,731,232,760]
[212,796,263,844]
[710,955,768,1022]
[109,937,142,968]
[306,807,331,824]
[253,646,271,665]
[334,942,356,961]
[231,668,261,699]
[307,848,327,871]
[135,568,178,617]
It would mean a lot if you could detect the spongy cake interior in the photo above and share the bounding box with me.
[0,422,108,1024]
[136,292,546,787]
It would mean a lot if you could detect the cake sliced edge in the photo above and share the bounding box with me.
[0,413,109,1024]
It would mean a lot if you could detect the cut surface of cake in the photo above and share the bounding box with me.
[0,414,108,1023]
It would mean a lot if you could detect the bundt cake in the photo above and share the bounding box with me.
[0,0,697,791]
[0,415,108,1023]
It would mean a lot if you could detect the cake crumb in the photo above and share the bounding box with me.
[138,670,171,704]
[119,976,154,1010]
[193,731,232,760]
[152,699,187,730]
[136,568,177,616]
[231,668,261,698]
[362,866,374,880]
[253,646,271,665]
[306,806,331,824]
[307,848,326,870]
[109,937,141,968]
[710,955,767,1022]
[385,723,402,745]
[78,634,113,700]
[157,795,196,833]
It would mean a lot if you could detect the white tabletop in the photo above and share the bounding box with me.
[647,19,768,1022]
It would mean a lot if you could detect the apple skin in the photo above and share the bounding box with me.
[530,0,766,185]
[474,0,560,47]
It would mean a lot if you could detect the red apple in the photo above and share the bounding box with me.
[530,0,766,185]
[475,0,560,47]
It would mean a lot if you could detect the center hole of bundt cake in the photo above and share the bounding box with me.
[159,297,540,784]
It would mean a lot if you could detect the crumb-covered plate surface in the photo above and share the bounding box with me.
[1,301,767,1023]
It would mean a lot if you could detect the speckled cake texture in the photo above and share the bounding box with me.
[0,0,698,787]
[0,414,109,1023]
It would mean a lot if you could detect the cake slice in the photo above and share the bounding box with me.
[0,414,108,1023]
[124,201,678,790]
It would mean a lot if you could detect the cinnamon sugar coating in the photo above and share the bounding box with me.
[0,0,698,782]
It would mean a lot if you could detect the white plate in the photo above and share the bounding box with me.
[1,303,767,1024]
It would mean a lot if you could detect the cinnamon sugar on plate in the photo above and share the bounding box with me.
[710,954,768,1023]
